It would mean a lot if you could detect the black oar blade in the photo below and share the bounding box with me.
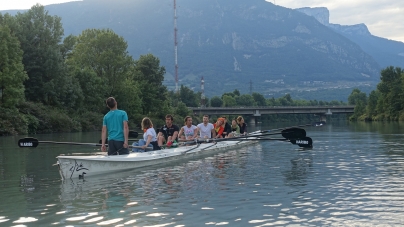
[290,137,313,148]
[129,131,138,138]
[281,128,306,139]
[18,138,39,148]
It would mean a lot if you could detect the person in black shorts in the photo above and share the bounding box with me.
[157,114,180,148]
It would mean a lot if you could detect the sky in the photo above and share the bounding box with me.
[0,0,403,43]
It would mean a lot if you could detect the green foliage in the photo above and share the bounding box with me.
[222,95,236,107]
[179,85,198,107]
[0,23,28,108]
[12,5,69,106]
[348,66,404,121]
[252,92,267,106]
[210,96,223,107]
[235,94,256,106]
[134,54,167,115]
[0,107,28,135]
[175,102,192,119]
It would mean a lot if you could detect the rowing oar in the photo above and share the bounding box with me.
[17,137,152,150]
[232,137,313,148]
[257,121,325,134]
[98,130,139,144]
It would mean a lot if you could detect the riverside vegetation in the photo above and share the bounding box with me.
[0,5,353,136]
[348,66,404,121]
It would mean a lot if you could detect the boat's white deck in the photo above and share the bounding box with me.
[57,140,248,162]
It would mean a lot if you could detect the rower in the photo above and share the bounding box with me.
[236,116,247,136]
[132,117,160,152]
[179,116,198,140]
[157,114,179,148]
[221,116,232,138]
[196,115,216,139]
[213,118,225,138]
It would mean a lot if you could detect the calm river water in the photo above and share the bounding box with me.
[1,121,404,226]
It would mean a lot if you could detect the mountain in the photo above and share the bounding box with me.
[2,0,384,99]
[296,7,404,70]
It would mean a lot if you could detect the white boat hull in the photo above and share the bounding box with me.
[57,140,257,179]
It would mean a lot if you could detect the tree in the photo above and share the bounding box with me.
[134,54,168,115]
[348,88,367,119]
[210,96,223,107]
[376,66,404,118]
[222,95,236,107]
[179,85,198,107]
[14,4,67,105]
[0,23,28,108]
[252,92,266,106]
[235,94,256,106]
[366,90,380,118]
[66,29,141,119]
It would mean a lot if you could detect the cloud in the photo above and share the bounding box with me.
[271,0,404,42]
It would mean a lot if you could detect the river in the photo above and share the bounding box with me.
[0,121,404,226]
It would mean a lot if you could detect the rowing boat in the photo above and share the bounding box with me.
[57,139,257,180]
[18,124,319,180]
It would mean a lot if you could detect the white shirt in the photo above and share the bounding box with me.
[182,125,197,137]
[197,123,214,138]
[143,128,157,142]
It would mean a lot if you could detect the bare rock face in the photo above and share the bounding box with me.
[295,7,330,26]
[295,6,404,70]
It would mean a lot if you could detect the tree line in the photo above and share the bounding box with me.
[348,66,404,121]
[0,4,348,136]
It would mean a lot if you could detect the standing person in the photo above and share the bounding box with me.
[101,97,129,155]
[197,115,216,139]
[222,116,232,138]
[213,118,225,138]
[236,116,247,135]
[132,117,160,152]
[157,114,180,148]
[178,116,198,140]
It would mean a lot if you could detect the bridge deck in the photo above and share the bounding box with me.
[189,106,354,116]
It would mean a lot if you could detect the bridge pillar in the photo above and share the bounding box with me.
[249,117,256,125]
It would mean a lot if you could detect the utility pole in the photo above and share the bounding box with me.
[201,76,205,107]
[174,0,179,93]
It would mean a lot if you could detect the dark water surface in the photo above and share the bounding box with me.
[1,122,404,226]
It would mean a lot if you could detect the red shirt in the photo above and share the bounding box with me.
[213,123,224,138]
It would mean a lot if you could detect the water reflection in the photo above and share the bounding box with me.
[2,123,404,225]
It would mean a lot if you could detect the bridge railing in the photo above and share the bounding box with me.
[189,105,355,109]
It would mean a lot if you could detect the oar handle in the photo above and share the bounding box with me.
[18,138,151,149]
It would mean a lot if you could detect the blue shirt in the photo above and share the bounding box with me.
[103,109,128,141]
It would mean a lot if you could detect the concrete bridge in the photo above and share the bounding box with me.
[189,106,355,124]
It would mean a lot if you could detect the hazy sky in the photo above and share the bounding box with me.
[0,0,403,42]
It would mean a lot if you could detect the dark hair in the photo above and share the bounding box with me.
[165,114,174,121]
[106,97,116,109]
[184,116,192,124]
[222,116,227,119]
[203,115,209,118]
[141,117,153,130]
[236,116,243,123]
